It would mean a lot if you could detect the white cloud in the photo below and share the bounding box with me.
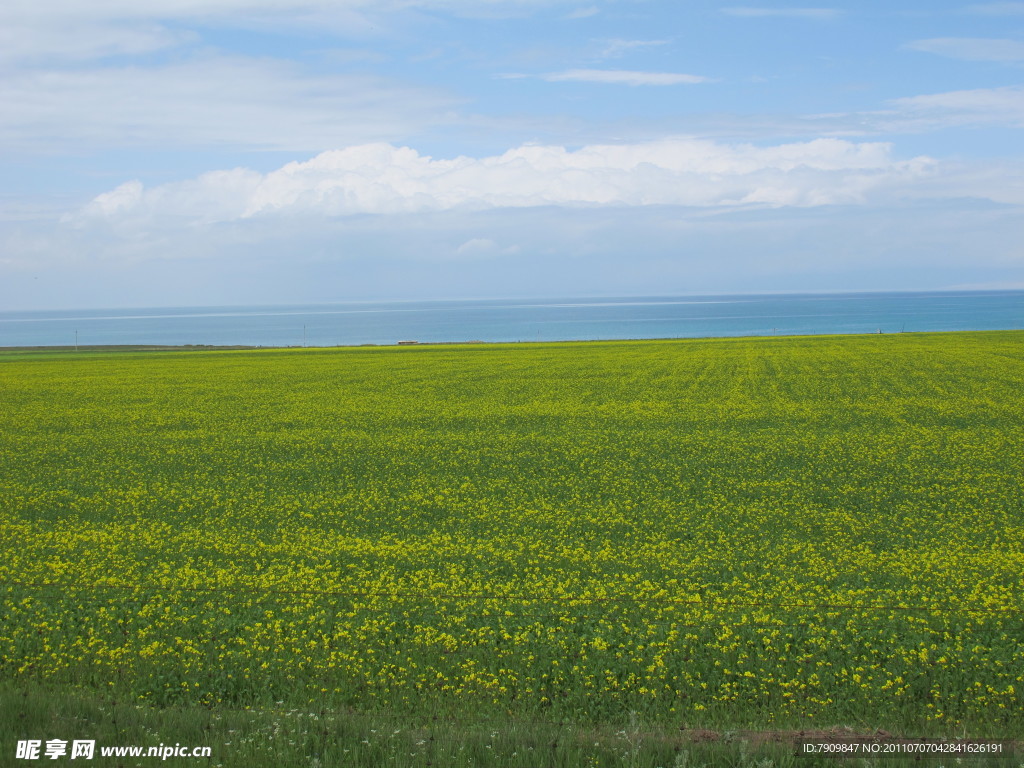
[456,237,498,254]
[87,181,145,217]
[721,7,842,19]
[566,6,600,19]
[0,56,456,151]
[452,237,519,257]
[73,138,936,227]
[543,68,708,85]
[906,37,1024,62]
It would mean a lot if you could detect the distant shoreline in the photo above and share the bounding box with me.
[2,328,1022,355]
[0,340,489,353]
[0,344,260,352]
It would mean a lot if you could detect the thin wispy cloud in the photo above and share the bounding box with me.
[0,57,457,151]
[598,39,670,59]
[964,2,1024,14]
[906,37,1024,62]
[791,84,1024,139]
[0,3,379,62]
[721,7,843,19]
[0,22,195,65]
[3,0,586,25]
[0,1,591,63]
[543,69,708,85]
[890,85,1024,128]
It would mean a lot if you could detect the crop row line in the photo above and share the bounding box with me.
[3,581,1021,615]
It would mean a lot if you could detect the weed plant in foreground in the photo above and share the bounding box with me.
[1,332,1022,765]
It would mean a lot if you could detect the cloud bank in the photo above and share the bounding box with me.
[76,138,935,226]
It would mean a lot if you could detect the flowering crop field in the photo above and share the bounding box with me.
[1,332,1023,741]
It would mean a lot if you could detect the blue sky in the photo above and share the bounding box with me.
[2,0,1023,309]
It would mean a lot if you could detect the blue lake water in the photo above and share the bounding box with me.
[1,291,1022,348]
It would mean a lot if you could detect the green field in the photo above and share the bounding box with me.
[2,333,1023,766]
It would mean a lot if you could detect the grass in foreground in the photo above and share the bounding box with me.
[1,333,1023,764]
[7,682,1018,768]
